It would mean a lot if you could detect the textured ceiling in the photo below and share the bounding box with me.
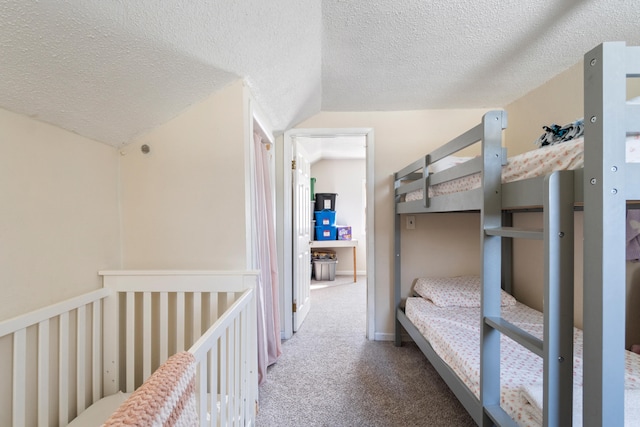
[1,1,639,147]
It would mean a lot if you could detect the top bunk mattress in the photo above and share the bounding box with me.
[405,135,640,202]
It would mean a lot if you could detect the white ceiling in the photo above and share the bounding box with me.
[1,1,639,147]
[297,136,366,164]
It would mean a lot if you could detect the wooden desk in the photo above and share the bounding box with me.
[310,239,358,282]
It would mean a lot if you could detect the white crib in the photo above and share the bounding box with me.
[0,270,258,427]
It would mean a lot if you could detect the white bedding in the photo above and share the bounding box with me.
[405,295,640,426]
[405,135,640,201]
[67,393,131,427]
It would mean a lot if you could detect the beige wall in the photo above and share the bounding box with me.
[120,81,248,269]
[0,108,121,321]
[311,158,367,274]
[504,60,640,347]
[295,109,493,337]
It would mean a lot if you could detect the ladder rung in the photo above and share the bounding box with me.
[484,227,543,240]
[484,316,543,357]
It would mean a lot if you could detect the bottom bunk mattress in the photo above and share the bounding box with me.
[404,291,640,426]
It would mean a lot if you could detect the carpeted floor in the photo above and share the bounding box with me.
[255,276,476,426]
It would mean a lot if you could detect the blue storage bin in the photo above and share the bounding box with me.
[315,225,337,240]
[314,210,336,226]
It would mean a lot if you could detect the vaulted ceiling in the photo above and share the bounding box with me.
[1,1,639,147]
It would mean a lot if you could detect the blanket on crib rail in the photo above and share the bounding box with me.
[104,351,198,427]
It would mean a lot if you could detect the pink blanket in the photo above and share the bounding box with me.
[104,352,198,426]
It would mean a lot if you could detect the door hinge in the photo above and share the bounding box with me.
[291,159,297,170]
[292,301,297,313]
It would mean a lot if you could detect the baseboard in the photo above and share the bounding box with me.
[335,270,367,276]
[374,332,413,342]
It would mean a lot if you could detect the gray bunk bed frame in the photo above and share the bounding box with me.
[393,42,640,427]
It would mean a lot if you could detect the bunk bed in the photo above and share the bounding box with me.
[0,270,259,427]
[393,42,640,427]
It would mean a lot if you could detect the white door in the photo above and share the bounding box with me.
[292,141,312,331]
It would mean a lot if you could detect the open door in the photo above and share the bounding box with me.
[280,127,374,340]
[292,140,312,331]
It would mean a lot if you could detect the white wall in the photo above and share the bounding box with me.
[119,81,249,269]
[311,158,366,274]
[294,109,493,338]
[0,107,121,321]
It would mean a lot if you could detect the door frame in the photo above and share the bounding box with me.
[281,128,375,340]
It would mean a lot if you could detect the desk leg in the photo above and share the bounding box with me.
[353,247,357,282]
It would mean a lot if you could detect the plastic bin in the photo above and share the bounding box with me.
[315,210,336,226]
[313,259,338,281]
[315,225,337,240]
[315,193,337,212]
[312,248,336,259]
[337,225,352,240]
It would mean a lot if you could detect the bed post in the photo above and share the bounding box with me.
[479,110,507,426]
[394,180,403,347]
[583,41,628,427]
[543,170,575,426]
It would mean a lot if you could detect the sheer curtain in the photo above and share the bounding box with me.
[253,132,282,384]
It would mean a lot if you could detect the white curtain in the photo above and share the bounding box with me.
[253,132,282,384]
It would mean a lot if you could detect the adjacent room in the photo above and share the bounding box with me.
[1,1,639,426]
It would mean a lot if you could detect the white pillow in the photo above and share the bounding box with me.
[413,275,516,307]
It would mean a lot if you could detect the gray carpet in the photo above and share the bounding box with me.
[255,276,476,426]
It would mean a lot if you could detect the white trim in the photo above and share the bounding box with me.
[243,88,256,269]
[243,84,275,270]
[280,127,375,340]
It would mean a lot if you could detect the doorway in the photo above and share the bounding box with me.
[280,128,375,340]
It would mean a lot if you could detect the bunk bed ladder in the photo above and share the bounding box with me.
[482,163,575,426]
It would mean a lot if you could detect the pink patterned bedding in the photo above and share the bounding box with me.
[404,296,640,426]
[405,135,640,201]
[413,275,516,307]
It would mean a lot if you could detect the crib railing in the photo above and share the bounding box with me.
[189,287,257,426]
[0,288,111,427]
[100,270,259,427]
[1,270,258,427]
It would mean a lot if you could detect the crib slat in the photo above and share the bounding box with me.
[235,316,242,423]
[13,329,26,427]
[209,340,218,427]
[59,312,69,426]
[238,307,249,424]
[209,292,218,324]
[177,292,185,352]
[220,333,227,426]
[38,320,50,427]
[193,292,202,343]
[159,292,169,364]
[91,300,101,403]
[143,292,152,381]
[77,305,87,413]
[218,293,228,317]
[197,354,208,426]
[126,292,135,391]
[231,319,239,423]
